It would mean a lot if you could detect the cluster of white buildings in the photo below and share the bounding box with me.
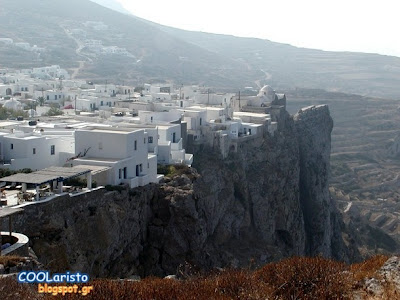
[83,40,134,57]
[0,66,286,189]
[0,38,46,53]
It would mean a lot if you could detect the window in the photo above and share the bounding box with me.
[123,167,127,179]
[148,136,153,143]
[50,145,55,155]
[100,101,103,106]
[200,118,202,126]
[55,95,57,100]
[134,140,137,150]
[144,138,146,144]
[33,148,36,155]
[10,143,13,150]
[139,164,143,172]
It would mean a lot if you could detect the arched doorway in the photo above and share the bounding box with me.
[5,88,12,95]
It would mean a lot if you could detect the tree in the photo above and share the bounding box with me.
[0,107,28,120]
[37,96,45,106]
[134,86,144,93]
[43,106,63,116]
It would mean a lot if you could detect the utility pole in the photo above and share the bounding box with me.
[238,90,241,110]
[59,76,63,91]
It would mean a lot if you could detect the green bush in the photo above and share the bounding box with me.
[105,184,125,193]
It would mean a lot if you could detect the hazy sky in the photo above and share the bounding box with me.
[116,0,399,57]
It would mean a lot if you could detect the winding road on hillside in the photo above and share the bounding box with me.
[59,24,93,79]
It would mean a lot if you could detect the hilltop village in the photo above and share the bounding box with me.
[0,65,286,206]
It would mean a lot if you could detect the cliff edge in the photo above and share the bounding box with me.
[11,105,349,277]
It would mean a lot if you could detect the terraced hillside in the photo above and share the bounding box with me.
[286,89,400,257]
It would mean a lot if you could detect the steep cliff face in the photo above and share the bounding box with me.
[143,112,306,275]
[293,105,346,259]
[11,105,348,278]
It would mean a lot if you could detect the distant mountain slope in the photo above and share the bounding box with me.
[154,24,400,99]
[0,0,260,87]
[1,0,400,99]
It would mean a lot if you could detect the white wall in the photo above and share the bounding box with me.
[76,129,146,160]
[0,133,74,170]
[158,124,181,144]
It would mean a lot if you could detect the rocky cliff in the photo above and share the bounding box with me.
[10,105,349,278]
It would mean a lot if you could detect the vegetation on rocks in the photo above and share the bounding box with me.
[0,255,393,299]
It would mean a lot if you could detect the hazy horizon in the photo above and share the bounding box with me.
[106,0,400,58]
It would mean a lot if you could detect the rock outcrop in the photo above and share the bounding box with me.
[294,105,344,257]
[10,105,348,278]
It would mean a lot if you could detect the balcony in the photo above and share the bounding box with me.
[171,138,183,151]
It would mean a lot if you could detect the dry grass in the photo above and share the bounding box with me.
[0,255,393,299]
[0,276,43,300]
[350,254,389,282]
[0,255,27,268]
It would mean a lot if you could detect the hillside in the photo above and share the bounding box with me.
[1,0,400,99]
[156,25,400,99]
[0,0,260,87]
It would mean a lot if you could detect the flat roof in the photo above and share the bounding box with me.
[0,166,91,185]
[74,157,122,163]
[73,164,111,175]
[233,112,270,117]
[0,173,60,185]
[188,106,225,111]
[35,166,91,180]
[0,121,19,127]
[0,207,24,219]
[91,128,131,134]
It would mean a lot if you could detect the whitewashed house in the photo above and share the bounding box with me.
[157,124,193,165]
[0,130,75,171]
[72,127,159,188]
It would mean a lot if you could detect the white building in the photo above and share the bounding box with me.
[0,38,13,45]
[72,128,159,188]
[157,124,193,165]
[32,66,70,80]
[0,130,75,171]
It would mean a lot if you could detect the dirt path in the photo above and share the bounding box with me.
[59,24,93,79]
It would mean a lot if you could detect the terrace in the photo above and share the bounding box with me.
[0,166,93,206]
